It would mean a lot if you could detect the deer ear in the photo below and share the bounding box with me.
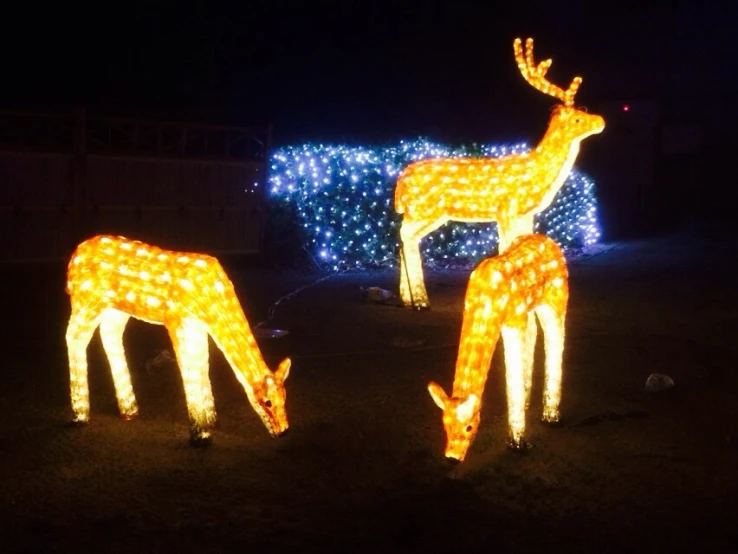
[457,394,478,421]
[427,382,448,410]
[276,358,291,382]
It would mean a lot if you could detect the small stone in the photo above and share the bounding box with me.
[645,373,675,392]
[361,286,396,304]
[145,349,175,372]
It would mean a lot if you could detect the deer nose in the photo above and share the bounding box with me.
[446,456,460,466]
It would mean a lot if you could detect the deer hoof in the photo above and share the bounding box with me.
[541,417,564,428]
[507,437,532,454]
[189,431,213,448]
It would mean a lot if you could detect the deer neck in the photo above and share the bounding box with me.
[529,129,582,212]
[201,284,269,391]
[452,280,508,400]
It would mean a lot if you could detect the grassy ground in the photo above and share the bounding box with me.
[1,230,737,553]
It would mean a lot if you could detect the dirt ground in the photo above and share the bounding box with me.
[1,229,737,553]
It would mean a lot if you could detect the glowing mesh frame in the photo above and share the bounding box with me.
[65,235,291,444]
[395,37,604,308]
[428,234,569,462]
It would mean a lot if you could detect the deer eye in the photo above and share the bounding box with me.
[265,400,272,408]
[465,425,473,433]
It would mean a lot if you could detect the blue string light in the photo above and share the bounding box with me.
[268,139,601,271]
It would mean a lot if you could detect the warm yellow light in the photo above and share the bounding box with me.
[395,37,604,308]
[428,234,569,462]
[65,235,291,445]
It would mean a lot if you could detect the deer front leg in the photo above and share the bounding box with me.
[536,305,565,423]
[399,218,445,309]
[66,303,105,423]
[99,308,138,420]
[168,318,216,445]
[501,325,529,450]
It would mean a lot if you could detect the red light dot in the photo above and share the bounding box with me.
[623,104,630,112]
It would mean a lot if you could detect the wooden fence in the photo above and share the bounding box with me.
[0,109,271,263]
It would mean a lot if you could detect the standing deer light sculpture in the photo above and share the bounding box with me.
[65,235,291,445]
[395,37,604,308]
[428,234,569,462]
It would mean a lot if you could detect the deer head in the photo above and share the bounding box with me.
[428,382,481,463]
[514,37,605,142]
[248,357,291,437]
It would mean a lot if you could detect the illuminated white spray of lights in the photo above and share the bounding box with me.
[268,139,600,271]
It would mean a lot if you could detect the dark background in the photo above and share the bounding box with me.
[2,0,734,144]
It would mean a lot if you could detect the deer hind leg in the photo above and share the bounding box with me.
[536,304,566,423]
[522,312,538,409]
[99,308,138,419]
[66,302,105,423]
[399,218,446,309]
[168,318,215,445]
[501,325,528,450]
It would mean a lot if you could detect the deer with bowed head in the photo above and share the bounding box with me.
[395,37,604,309]
[65,235,291,446]
[428,234,569,463]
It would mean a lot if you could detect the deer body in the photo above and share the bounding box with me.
[65,234,290,444]
[396,127,581,224]
[428,234,568,462]
[395,37,604,308]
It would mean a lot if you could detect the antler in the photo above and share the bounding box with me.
[513,37,582,107]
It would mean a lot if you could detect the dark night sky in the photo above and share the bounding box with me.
[1,0,734,145]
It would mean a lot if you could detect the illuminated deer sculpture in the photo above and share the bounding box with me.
[428,234,568,462]
[395,37,604,308]
[65,235,291,445]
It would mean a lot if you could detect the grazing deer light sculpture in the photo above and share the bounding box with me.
[428,234,569,462]
[395,37,604,308]
[65,235,291,445]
